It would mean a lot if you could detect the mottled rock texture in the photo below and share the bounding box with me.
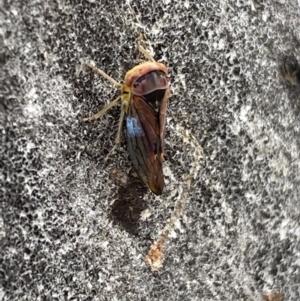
[1,0,300,300]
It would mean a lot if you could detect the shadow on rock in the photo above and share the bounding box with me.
[109,171,148,236]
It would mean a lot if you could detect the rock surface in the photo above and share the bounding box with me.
[1,1,300,300]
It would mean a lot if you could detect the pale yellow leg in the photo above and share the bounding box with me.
[84,62,128,160]
[138,33,155,62]
[104,101,127,161]
[86,63,123,88]
[115,109,125,144]
[82,96,121,122]
[137,44,156,62]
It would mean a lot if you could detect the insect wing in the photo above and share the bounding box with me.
[126,92,168,195]
[158,89,168,153]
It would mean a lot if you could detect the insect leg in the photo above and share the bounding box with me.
[86,62,123,88]
[166,90,173,99]
[137,44,156,62]
[115,108,125,144]
[82,95,121,122]
[104,99,128,161]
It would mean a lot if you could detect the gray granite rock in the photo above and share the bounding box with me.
[1,0,300,300]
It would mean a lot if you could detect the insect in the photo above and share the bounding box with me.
[83,43,170,195]
[279,55,300,86]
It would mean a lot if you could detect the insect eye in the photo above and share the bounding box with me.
[158,71,168,80]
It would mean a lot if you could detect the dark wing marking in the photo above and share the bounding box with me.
[126,91,168,195]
